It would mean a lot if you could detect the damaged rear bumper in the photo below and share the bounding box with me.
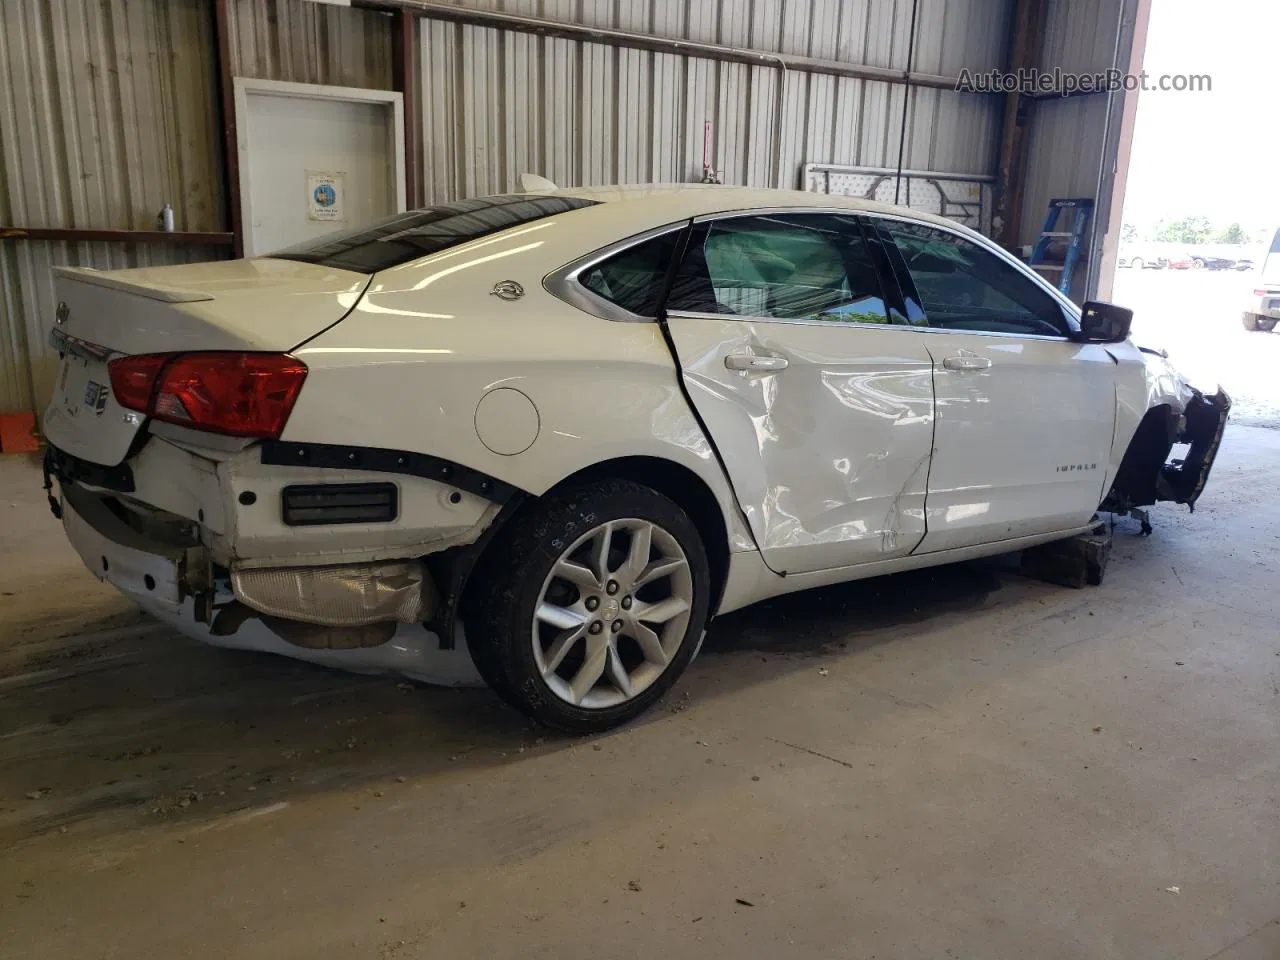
[56,484,481,683]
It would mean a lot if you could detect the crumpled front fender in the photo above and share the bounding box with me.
[1103,343,1230,513]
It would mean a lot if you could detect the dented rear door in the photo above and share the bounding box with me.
[662,213,935,576]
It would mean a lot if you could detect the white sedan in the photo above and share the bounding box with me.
[42,185,1229,732]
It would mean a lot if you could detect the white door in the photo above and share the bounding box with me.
[235,79,405,256]
[662,213,936,576]
[872,218,1117,552]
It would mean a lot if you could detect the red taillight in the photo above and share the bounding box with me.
[108,353,170,411]
[1254,289,1268,296]
[106,352,307,439]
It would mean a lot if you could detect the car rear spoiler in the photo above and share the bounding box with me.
[53,266,215,304]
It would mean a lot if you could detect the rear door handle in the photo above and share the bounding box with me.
[942,355,992,372]
[725,354,789,372]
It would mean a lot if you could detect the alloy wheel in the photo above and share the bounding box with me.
[531,518,693,709]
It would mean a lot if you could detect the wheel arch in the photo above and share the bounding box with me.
[542,455,731,614]
[1101,402,1177,510]
[456,454,732,627]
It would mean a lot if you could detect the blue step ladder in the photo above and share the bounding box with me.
[1028,198,1094,298]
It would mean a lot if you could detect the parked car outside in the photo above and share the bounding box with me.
[1242,228,1280,332]
[41,185,1231,731]
[1192,255,1236,271]
[1117,246,1163,269]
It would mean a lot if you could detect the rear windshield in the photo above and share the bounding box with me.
[269,195,598,273]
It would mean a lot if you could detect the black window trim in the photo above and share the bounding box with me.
[864,211,1082,341]
[545,220,693,323]
[662,209,906,330]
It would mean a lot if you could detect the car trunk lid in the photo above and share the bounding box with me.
[43,258,370,466]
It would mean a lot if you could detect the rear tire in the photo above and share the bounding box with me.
[1243,312,1275,332]
[468,479,711,734]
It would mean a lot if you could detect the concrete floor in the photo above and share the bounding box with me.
[1,428,1278,960]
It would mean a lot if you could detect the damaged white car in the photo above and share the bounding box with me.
[42,186,1229,732]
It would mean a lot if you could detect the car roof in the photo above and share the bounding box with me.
[549,183,966,233]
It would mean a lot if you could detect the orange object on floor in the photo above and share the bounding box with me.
[0,412,40,454]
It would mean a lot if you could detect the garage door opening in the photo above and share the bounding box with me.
[1111,0,1280,428]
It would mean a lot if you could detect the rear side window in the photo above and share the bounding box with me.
[578,232,681,317]
[270,195,598,273]
[667,214,891,324]
[880,221,1069,337]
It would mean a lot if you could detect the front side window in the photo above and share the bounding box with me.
[578,231,680,317]
[880,221,1070,337]
[667,214,891,324]
[271,195,598,273]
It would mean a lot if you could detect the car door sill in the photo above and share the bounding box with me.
[718,523,1098,614]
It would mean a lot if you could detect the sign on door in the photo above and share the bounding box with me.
[307,171,346,222]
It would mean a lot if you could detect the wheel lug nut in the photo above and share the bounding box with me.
[611,619,623,633]
[589,621,603,635]
[585,596,599,611]
[621,596,632,610]
[606,580,619,595]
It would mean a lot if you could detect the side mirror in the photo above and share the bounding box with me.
[1078,301,1133,343]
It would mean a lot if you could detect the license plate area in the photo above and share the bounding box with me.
[43,350,147,467]
[55,355,110,415]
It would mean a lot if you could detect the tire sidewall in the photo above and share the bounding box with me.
[476,481,711,732]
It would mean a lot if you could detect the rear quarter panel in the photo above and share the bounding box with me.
[281,234,752,552]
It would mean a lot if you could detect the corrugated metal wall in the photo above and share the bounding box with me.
[0,0,395,417]
[419,0,1010,203]
[227,0,394,88]
[1018,0,1123,249]
[4,0,1135,418]
[0,0,224,415]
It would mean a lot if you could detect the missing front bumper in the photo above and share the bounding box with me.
[1103,388,1231,515]
[1158,388,1231,511]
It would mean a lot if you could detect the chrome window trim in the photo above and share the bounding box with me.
[685,206,1078,340]
[690,206,871,224]
[543,220,691,323]
[48,327,123,362]
[546,204,1079,340]
[663,309,1072,342]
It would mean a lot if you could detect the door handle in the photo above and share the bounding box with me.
[942,355,992,372]
[725,354,789,372]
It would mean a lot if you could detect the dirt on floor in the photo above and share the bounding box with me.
[1,428,1278,960]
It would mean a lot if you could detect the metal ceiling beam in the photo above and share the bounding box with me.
[356,0,982,93]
